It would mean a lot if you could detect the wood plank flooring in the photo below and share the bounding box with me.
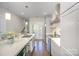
[31,40,50,56]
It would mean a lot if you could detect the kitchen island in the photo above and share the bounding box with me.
[0,34,35,56]
[48,36,60,56]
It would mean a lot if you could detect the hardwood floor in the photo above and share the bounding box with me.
[31,40,50,56]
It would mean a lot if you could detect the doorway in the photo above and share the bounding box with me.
[29,17,45,41]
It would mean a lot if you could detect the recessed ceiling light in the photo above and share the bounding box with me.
[25,5,29,8]
[25,22,28,25]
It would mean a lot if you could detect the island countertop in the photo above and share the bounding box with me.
[0,34,35,56]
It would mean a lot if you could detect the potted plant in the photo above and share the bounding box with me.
[6,32,16,44]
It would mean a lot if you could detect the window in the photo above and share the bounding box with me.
[5,13,11,20]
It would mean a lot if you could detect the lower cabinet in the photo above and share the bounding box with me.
[17,46,27,56]
[17,38,35,56]
[29,40,34,53]
[47,38,51,56]
[17,44,32,56]
[25,44,31,56]
[51,39,61,56]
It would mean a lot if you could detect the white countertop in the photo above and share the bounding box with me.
[0,34,35,56]
[49,37,60,47]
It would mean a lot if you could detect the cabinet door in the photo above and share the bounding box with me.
[29,40,33,53]
[51,40,60,56]
[17,47,25,56]
[29,37,35,53]
[48,38,51,55]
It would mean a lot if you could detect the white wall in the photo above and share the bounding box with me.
[60,2,76,14]
[0,9,6,33]
[0,8,25,33]
[60,2,79,56]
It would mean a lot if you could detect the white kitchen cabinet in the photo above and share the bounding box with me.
[28,36,35,55]
[29,41,33,53]
[51,38,60,56]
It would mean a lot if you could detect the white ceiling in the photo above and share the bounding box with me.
[0,2,58,19]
